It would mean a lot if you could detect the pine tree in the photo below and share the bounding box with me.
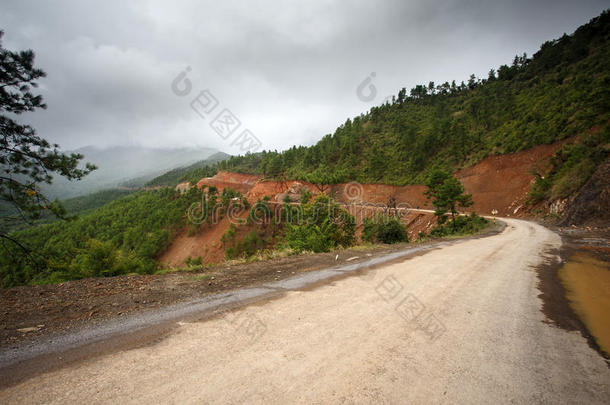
[0,30,96,251]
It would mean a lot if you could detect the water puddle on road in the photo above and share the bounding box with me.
[559,250,610,354]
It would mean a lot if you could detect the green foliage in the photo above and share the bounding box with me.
[224,198,275,259]
[529,127,609,203]
[528,175,552,203]
[247,198,272,225]
[0,188,201,287]
[221,223,237,246]
[66,239,147,279]
[425,170,474,230]
[282,222,335,253]
[282,194,355,253]
[362,218,376,243]
[60,189,134,215]
[362,215,408,244]
[430,213,489,237]
[300,189,312,204]
[0,30,96,249]
[226,230,266,259]
[185,256,203,267]
[220,188,244,208]
[1,188,134,232]
[302,168,347,192]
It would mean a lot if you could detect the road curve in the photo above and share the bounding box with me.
[1,219,609,404]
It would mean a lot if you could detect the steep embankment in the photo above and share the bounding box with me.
[456,142,566,216]
[160,140,562,267]
[559,156,610,227]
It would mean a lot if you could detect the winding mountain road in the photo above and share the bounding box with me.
[1,219,609,404]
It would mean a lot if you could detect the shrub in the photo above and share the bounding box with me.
[362,215,408,244]
[281,195,355,253]
[377,218,409,244]
[226,230,266,259]
[430,213,488,237]
[185,256,203,266]
[220,223,237,246]
[283,221,334,253]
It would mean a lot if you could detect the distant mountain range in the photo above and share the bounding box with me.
[42,145,222,199]
[142,151,231,187]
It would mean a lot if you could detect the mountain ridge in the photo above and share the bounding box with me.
[41,145,220,199]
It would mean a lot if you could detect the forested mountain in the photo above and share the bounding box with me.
[144,152,230,187]
[218,11,609,197]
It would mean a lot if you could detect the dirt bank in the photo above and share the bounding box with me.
[456,142,564,216]
[197,171,261,195]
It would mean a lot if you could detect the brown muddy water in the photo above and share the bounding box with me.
[559,249,610,355]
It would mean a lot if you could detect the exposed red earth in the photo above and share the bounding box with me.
[456,142,566,217]
[162,141,564,267]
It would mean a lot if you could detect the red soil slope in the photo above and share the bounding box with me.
[246,180,317,202]
[456,142,563,216]
[197,171,261,194]
[159,201,438,268]
[160,141,563,267]
[159,211,250,268]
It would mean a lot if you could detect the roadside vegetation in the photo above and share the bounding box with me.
[429,213,488,238]
[424,170,488,236]
[362,215,408,244]
[281,194,356,253]
[221,194,356,259]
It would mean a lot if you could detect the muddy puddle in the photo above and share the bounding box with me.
[559,250,610,354]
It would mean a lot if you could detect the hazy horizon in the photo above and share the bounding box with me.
[1,0,607,155]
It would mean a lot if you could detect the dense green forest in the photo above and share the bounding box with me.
[0,188,201,287]
[59,189,135,215]
[0,189,135,232]
[214,11,609,193]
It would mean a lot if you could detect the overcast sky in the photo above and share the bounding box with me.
[1,0,607,154]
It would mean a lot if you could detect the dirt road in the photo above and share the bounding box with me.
[1,219,609,404]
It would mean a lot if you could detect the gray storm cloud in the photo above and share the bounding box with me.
[0,0,607,153]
